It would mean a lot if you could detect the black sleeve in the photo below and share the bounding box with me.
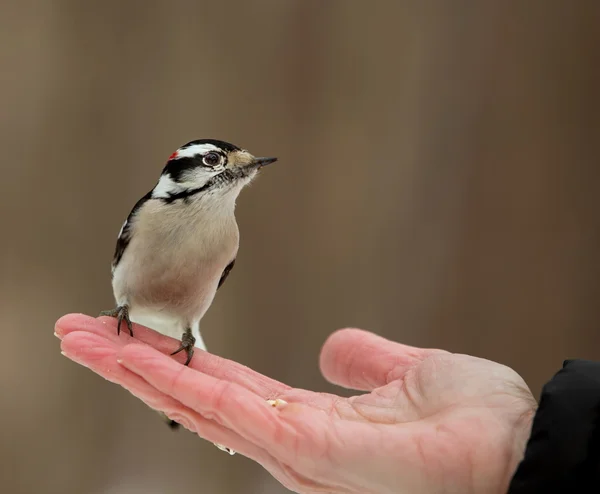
[508,359,600,493]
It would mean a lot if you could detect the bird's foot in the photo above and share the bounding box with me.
[99,305,133,336]
[170,330,195,366]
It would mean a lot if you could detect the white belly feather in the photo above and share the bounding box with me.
[110,195,239,348]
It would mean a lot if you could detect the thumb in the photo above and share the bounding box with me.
[319,328,445,391]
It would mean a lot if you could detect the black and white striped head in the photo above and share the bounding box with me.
[152,139,277,202]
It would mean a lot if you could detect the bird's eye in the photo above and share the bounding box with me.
[203,152,221,167]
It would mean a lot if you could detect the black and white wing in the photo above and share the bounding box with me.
[111,191,153,275]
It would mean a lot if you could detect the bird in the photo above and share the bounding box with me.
[99,139,278,445]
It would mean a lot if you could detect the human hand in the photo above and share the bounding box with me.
[56,314,536,494]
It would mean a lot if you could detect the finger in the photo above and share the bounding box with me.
[59,331,275,464]
[319,328,446,391]
[61,331,187,411]
[117,343,293,454]
[56,313,175,349]
[55,313,290,398]
[60,332,322,492]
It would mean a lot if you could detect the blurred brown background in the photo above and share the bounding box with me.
[1,1,599,493]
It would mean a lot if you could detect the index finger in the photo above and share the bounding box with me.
[55,313,290,399]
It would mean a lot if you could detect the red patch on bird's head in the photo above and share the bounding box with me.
[168,151,178,161]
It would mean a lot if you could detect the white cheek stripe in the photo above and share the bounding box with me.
[173,144,219,159]
[152,174,185,198]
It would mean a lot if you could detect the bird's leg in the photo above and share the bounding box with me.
[99,305,133,337]
[170,327,195,366]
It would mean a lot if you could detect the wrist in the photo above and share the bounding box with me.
[505,406,536,488]
[508,360,600,493]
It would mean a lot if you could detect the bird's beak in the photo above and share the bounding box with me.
[253,157,278,168]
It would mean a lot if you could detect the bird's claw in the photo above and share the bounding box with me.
[99,305,133,337]
[171,331,195,366]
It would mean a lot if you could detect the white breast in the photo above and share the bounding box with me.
[111,193,239,343]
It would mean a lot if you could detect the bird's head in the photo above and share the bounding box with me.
[152,139,277,202]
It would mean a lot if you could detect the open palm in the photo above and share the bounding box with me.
[56,315,536,494]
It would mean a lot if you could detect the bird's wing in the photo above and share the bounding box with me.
[111,190,153,274]
[217,258,236,289]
